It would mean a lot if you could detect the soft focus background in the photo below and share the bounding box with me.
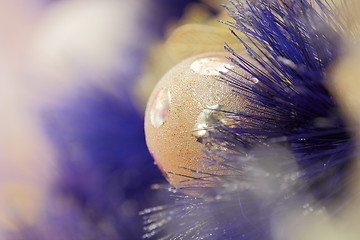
[2,0,360,240]
[0,0,208,239]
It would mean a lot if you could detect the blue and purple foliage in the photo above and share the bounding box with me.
[44,89,163,240]
[222,0,353,202]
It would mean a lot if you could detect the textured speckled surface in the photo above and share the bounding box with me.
[145,52,260,185]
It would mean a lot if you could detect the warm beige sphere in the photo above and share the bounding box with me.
[144,52,259,186]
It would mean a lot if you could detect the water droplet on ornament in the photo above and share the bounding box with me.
[150,88,171,128]
[250,77,259,84]
[190,57,233,76]
[193,104,231,141]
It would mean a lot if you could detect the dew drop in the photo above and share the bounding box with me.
[150,88,171,128]
[192,104,224,139]
[250,77,259,84]
[190,57,233,76]
[192,104,236,142]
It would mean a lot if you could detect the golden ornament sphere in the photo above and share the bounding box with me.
[145,52,261,186]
